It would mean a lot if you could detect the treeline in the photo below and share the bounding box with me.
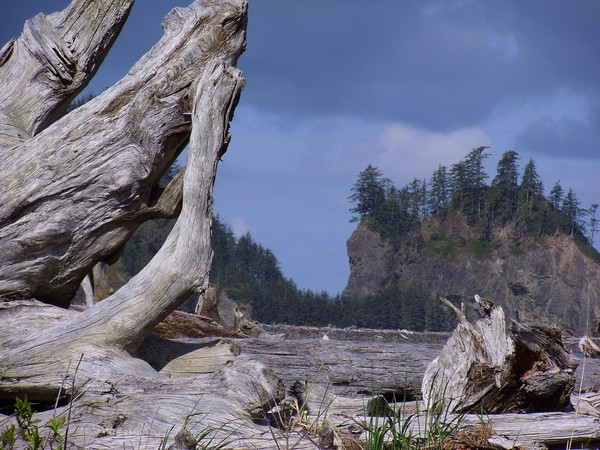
[118,211,338,327]
[207,218,453,331]
[120,209,458,331]
[117,169,454,330]
[349,147,599,248]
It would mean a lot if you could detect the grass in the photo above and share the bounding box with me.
[159,398,240,450]
[0,356,82,450]
[359,391,467,450]
[260,380,331,450]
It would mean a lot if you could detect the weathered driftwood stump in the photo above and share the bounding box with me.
[423,295,579,414]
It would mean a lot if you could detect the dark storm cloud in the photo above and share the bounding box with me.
[516,98,600,159]
[240,0,600,130]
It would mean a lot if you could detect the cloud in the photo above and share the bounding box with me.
[347,122,492,183]
[240,0,600,131]
[515,99,600,160]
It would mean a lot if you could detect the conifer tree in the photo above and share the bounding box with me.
[492,150,519,191]
[589,204,599,246]
[449,160,467,207]
[490,150,519,222]
[348,164,386,221]
[561,188,581,236]
[520,159,544,206]
[428,164,449,213]
[548,181,564,210]
[407,178,426,219]
[450,146,490,223]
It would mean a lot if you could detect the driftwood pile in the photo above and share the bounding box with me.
[2,296,600,449]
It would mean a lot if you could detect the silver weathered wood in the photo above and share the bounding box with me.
[0,0,246,306]
[423,295,579,415]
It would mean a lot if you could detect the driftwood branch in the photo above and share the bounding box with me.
[0,0,135,141]
[1,57,246,384]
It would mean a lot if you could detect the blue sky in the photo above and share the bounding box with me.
[3,1,599,295]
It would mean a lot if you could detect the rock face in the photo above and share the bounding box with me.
[343,220,390,298]
[344,216,600,336]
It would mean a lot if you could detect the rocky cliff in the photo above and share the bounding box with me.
[344,215,600,336]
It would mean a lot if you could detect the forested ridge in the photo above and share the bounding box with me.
[349,147,599,250]
[118,148,599,332]
[343,147,600,332]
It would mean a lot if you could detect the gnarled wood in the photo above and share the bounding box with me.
[1,56,246,387]
[0,3,251,447]
[0,0,135,142]
[423,295,579,414]
[0,0,246,307]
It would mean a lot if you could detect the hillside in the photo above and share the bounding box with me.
[344,214,600,336]
[93,148,600,335]
[344,148,600,336]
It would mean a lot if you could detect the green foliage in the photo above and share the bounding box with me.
[15,396,42,447]
[354,148,597,252]
[519,158,543,208]
[0,424,17,449]
[419,231,458,259]
[0,396,65,450]
[349,165,387,221]
[160,403,238,450]
[329,283,455,332]
[428,165,449,214]
[467,240,496,260]
[120,217,175,275]
[548,180,564,209]
[449,147,490,224]
[488,150,519,225]
[363,393,465,449]
[65,92,96,113]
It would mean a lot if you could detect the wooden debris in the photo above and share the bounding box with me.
[423,295,579,414]
[233,307,264,337]
[573,391,600,417]
[579,335,600,358]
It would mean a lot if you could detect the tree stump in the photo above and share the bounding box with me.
[423,295,579,413]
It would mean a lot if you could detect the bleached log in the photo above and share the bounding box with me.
[579,336,600,358]
[1,54,246,388]
[0,0,245,307]
[80,274,95,308]
[423,295,579,413]
[0,2,256,447]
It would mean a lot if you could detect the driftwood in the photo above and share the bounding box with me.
[0,1,273,448]
[579,335,600,358]
[3,301,600,448]
[423,295,580,414]
[0,0,244,307]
